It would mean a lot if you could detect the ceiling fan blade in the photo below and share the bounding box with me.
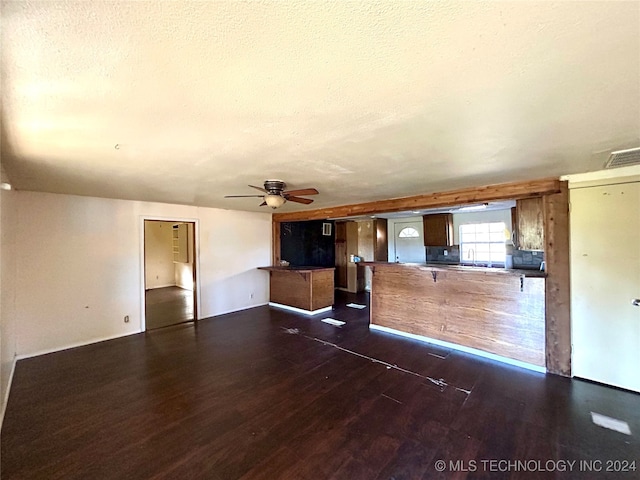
[286,196,314,205]
[283,188,318,196]
[248,184,268,193]
[224,195,265,198]
[259,201,267,206]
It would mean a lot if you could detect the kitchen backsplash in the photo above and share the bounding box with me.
[425,246,460,263]
[426,245,544,269]
[512,249,545,269]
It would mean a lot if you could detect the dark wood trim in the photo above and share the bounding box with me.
[543,182,571,376]
[273,177,562,222]
[191,222,198,322]
[272,219,281,265]
[143,219,199,326]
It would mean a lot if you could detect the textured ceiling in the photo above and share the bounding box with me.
[1,1,639,212]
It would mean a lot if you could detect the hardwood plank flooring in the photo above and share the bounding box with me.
[145,286,193,330]
[2,291,638,479]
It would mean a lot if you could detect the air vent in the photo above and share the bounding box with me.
[605,147,640,169]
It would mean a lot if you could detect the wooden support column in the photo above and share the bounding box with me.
[543,181,571,376]
[272,220,281,265]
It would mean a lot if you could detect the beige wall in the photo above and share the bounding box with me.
[13,191,272,357]
[144,221,176,289]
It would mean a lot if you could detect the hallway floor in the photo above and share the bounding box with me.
[145,286,193,330]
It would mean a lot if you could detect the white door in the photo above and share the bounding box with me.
[393,221,426,263]
[570,181,640,392]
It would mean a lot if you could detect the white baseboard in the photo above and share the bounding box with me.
[146,283,178,290]
[369,324,546,373]
[4,302,272,424]
[0,355,17,431]
[203,302,269,318]
[16,302,273,360]
[16,331,140,360]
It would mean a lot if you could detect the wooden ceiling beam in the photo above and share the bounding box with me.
[273,177,563,222]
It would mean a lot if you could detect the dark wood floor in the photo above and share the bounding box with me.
[145,286,194,330]
[2,291,638,479]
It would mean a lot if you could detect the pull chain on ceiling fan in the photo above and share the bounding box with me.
[224,180,319,209]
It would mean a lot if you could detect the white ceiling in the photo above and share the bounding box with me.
[1,1,639,213]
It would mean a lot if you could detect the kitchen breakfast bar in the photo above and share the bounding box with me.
[258,266,335,315]
[360,262,547,369]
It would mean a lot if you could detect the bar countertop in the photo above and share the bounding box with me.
[258,266,336,273]
[358,261,546,278]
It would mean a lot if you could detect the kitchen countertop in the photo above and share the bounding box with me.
[258,266,336,273]
[358,261,547,278]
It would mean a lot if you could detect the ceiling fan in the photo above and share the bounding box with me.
[224,180,319,209]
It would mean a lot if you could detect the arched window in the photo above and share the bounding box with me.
[398,227,420,238]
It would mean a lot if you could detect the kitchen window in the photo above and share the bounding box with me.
[459,222,506,266]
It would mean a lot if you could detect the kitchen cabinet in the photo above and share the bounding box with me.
[515,197,544,250]
[373,219,388,261]
[258,266,335,313]
[423,213,454,246]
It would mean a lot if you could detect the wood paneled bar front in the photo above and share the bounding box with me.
[258,266,335,314]
[362,262,546,367]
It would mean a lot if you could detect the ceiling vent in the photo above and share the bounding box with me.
[604,147,640,169]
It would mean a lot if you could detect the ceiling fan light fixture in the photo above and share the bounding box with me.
[264,194,286,209]
[225,180,317,208]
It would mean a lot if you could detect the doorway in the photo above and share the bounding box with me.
[143,220,197,330]
[393,221,426,263]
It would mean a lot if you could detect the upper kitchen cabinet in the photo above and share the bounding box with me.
[423,213,454,246]
[373,218,388,261]
[515,197,544,250]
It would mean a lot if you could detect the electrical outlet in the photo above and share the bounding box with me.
[124,315,129,323]
[444,250,448,256]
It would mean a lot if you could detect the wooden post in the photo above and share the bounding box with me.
[272,220,281,265]
[543,182,571,376]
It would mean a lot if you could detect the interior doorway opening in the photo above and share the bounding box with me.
[143,220,197,330]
